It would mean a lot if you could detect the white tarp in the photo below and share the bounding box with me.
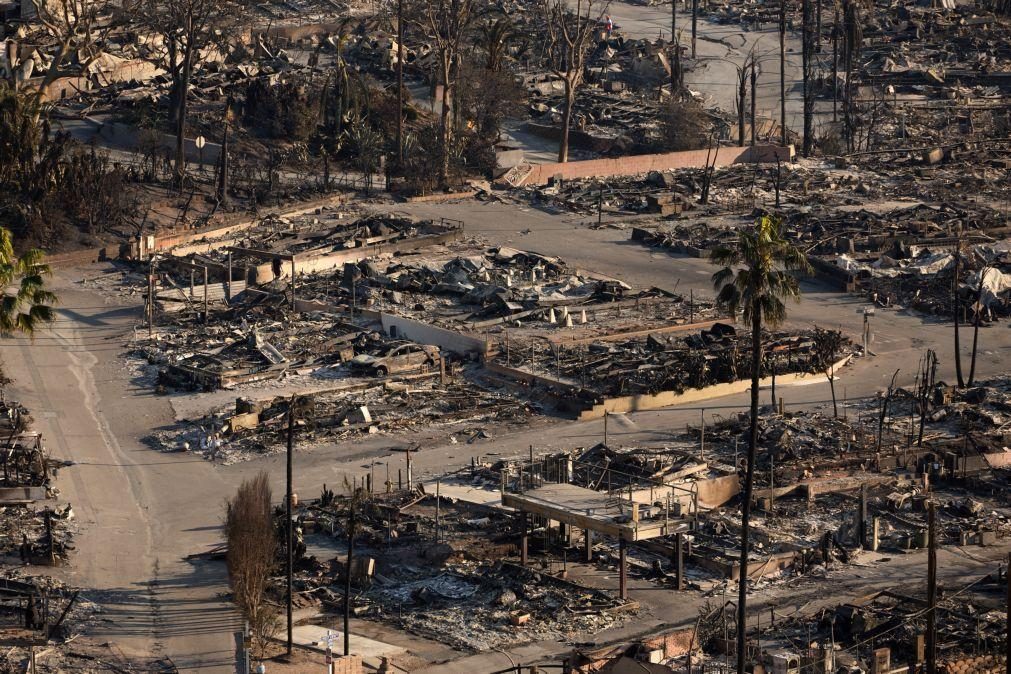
[969,267,1011,307]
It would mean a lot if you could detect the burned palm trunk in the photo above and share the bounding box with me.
[968,266,990,385]
[738,66,748,147]
[953,234,966,388]
[750,60,758,146]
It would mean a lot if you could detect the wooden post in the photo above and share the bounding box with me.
[675,532,685,590]
[344,502,355,657]
[700,409,705,460]
[226,252,232,303]
[585,529,593,562]
[529,445,535,487]
[926,500,937,674]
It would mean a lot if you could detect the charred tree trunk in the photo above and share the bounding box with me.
[438,59,453,187]
[559,80,575,163]
[174,52,193,188]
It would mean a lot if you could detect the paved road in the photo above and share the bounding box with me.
[5,285,240,671]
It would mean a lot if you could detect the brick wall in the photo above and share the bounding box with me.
[640,626,696,659]
[330,654,363,674]
[46,246,116,268]
[517,144,794,186]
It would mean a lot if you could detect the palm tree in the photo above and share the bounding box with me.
[710,215,810,674]
[0,228,57,337]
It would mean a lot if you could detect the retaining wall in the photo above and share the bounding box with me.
[380,314,488,356]
[577,353,853,420]
[250,229,462,283]
[514,144,794,187]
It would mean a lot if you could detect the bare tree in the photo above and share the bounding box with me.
[415,0,476,186]
[543,0,606,163]
[17,0,133,110]
[225,472,278,657]
[142,0,232,186]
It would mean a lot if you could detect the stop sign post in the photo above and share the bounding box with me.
[324,631,335,674]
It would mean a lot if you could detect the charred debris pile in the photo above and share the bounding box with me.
[633,200,1011,321]
[0,399,74,567]
[259,484,637,653]
[493,323,850,399]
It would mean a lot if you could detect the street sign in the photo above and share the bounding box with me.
[195,135,206,149]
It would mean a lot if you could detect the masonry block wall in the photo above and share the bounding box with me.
[641,626,696,659]
[519,144,794,186]
[330,654,363,674]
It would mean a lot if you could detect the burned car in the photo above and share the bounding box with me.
[349,342,441,376]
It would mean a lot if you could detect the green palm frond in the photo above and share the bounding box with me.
[0,227,57,338]
[710,215,812,329]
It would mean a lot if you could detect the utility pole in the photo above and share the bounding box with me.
[148,257,155,338]
[1005,551,1009,674]
[344,500,356,657]
[780,0,787,147]
[926,500,937,674]
[832,4,839,123]
[802,0,814,156]
[671,0,676,40]
[691,0,698,57]
[396,0,404,166]
[285,396,296,656]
